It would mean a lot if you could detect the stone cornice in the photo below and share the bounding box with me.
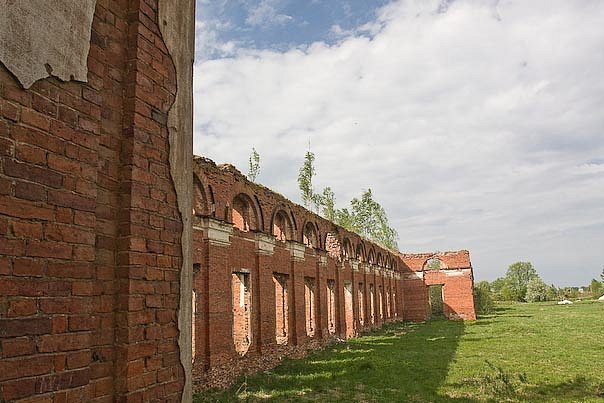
[288,241,306,262]
[255,233,276,255]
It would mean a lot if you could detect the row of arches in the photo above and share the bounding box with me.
[339,237,398,270]
[193,174,398,267]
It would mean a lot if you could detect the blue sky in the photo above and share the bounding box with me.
[193,0,604,287]
[196,0,391,59]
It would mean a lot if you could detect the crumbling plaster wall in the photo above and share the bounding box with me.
[158,1,196,401]
[0,0,195,401]
[0,0,97,89]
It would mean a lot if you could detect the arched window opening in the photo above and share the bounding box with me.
[424,257,446,271]
[232,194,257,232]
[193,176,208,217]
[272,210,292,241]
[356,244,364,262]
[367,249,375,265]
[303,222,318,248]
[341,238,353,259]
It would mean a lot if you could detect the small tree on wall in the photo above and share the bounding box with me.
[247,147,260,183]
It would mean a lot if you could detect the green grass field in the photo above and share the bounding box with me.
[194,301,604,402]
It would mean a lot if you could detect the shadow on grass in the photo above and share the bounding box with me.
[195,319,472,402]
[523,375,604,402]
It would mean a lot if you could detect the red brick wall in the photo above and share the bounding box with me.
[401,251,477,321]
[0,0,185,401]
[189,158,477,389]
[190,158,409,388]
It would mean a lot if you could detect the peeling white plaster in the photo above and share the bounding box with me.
[0,0,97,88]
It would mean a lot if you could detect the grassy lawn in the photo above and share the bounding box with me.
[194,301,604,402]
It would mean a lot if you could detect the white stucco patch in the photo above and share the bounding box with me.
[0,0,96,88]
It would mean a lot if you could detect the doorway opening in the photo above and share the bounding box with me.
[429,284,444,318]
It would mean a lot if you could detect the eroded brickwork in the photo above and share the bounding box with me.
[401,251,477,321]
[190,157,476,390]
[1,1,476,400]
[0,1,186,401]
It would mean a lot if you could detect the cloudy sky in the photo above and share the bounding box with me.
[193,0,604,286]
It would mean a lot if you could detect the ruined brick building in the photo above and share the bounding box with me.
[0,1,475,401]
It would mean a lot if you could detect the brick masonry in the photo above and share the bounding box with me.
[0,1,475,401]
[190,157,477,389]
[0,0,185,401]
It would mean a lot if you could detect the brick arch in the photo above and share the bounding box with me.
[356,242,366,262]
[271,206,295,241]
[376,252,384,267]
[423,257,448,271]
[193,174,208,216]
[367,248,376,264]
[340,237,354,259]
[231,193,261,232]
[302,220,320,248]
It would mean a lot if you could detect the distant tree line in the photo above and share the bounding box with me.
[474,263,604,315]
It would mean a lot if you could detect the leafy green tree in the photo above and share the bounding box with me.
[600,267,604,283]
[319,187,336,222]
[526,277,548,302]
[490,277,506,300]
[502,262,538,302]
[334,189,398,250]
[298,150,316,211]
[590,279,603,298]
[546,284,559,301]
[474,281,495,314]
[247,147,260,183]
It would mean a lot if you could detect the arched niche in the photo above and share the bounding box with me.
[356,243,365,262]
[231,193,259,232]
[193,175,208,217]
[272,208,294,241]
[341,238,353,259]
[302,221,319,248]
[367,248,376,265]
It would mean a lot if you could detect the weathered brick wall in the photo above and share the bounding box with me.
[189,159,477,388]
[401,251,477,321]
[191,157,407,389]
[1,1,476,399]
[0,0,186,401]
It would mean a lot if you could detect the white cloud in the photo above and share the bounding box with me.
[245,0,293,28]
[193,0,604,285]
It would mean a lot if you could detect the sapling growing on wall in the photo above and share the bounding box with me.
[247,147,260,183]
